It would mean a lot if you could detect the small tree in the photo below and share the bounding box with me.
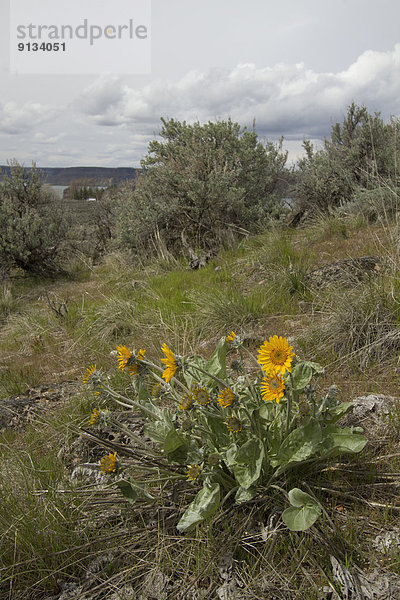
[117,118,288,254]
[0,161,69,275]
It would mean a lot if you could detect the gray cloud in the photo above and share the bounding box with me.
[1,44,399,168]
[0,100,60,135]
[78,44,400,141]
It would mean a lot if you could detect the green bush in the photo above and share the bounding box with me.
[337,185,400,223]
[295,104,400,217]
[117,118,289,255]
[0,161,69,275]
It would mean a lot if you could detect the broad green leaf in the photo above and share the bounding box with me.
[323,402,354,424]
[204,413,229,444]
[177,481,220,532]
[288,487,318,508]
[116,480,154,505]
[272,418,322,473]
[302,360,325,375]
[320,425,367,457]
[282,487,321,531]
[232,438,264,489]
[164,428,186,454]
[137,381,151,403]
[291,363,313,391]
[144,412,174,446]
[205,337,227,381]
[223,443,238,470]
[183,355,207,388]
[259,402,275,423]
[282,504,321,531]
[235,486,256,503]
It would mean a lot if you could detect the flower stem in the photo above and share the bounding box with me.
[238,347,260,404]
[103,385,161,421]
[187,365,229,389]
[239,343,264,372]
[286,373,295,438]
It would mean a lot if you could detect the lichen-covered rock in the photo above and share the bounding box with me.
[306,256,385,289]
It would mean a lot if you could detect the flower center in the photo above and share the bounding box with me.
[196,389,210,406]
[269,378,280,390]
[272,349,285,363]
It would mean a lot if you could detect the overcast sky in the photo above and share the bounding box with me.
[1,0,400,167]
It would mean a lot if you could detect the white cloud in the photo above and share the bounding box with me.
[1,45,399,167]
[77,44,400,141]
[0,100,59,134]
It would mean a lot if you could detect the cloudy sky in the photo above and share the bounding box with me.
[1,0,400,168]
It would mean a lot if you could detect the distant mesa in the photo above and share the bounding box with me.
[0,165,139,186]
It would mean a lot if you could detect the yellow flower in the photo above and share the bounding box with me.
[225,331,236,344]
[116,345,145,376]
[225,416,242,433]
[116,345,131,370]
[257,336,294,376]
[261,373,285,404]
[88,407,100,426]
[179,394,193,410]
[100,451,118,474]
[217,387,235,408]
[83,364,98,384]
[161,343,178,382]
[193,387,210,406]
[186,464,201,481]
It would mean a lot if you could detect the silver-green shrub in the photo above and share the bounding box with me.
[117,118,289,255]
[0,161,69,275]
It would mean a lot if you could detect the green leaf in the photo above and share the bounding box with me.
[164,428,186,454]
[137,380,151,403]
[323,402,354,424]
[302,360,325,375]
[291,363,313,391]
[282,505,321,531]
[223,443,238,470]
[116,480,154,505]
[288,487,318,507]
[235,486,256,503]
[144,411,174,446]
[183,355,207,388]
[321,425,367,457]
[177,481,220,532]
[272,418,322,473]
[232,438,264,489]
[259,402,275,423]
[282,487,321,531]
[205,337,227,381]
[203,413,229,445]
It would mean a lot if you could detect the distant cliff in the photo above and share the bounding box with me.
[0,166,139,186]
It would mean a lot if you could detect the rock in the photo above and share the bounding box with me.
[0,381,80,431]
[349,394,394,422]
[329,555,400,599]
[306,256,385,289]
[372,530,400,553]
[139,570,170,600]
